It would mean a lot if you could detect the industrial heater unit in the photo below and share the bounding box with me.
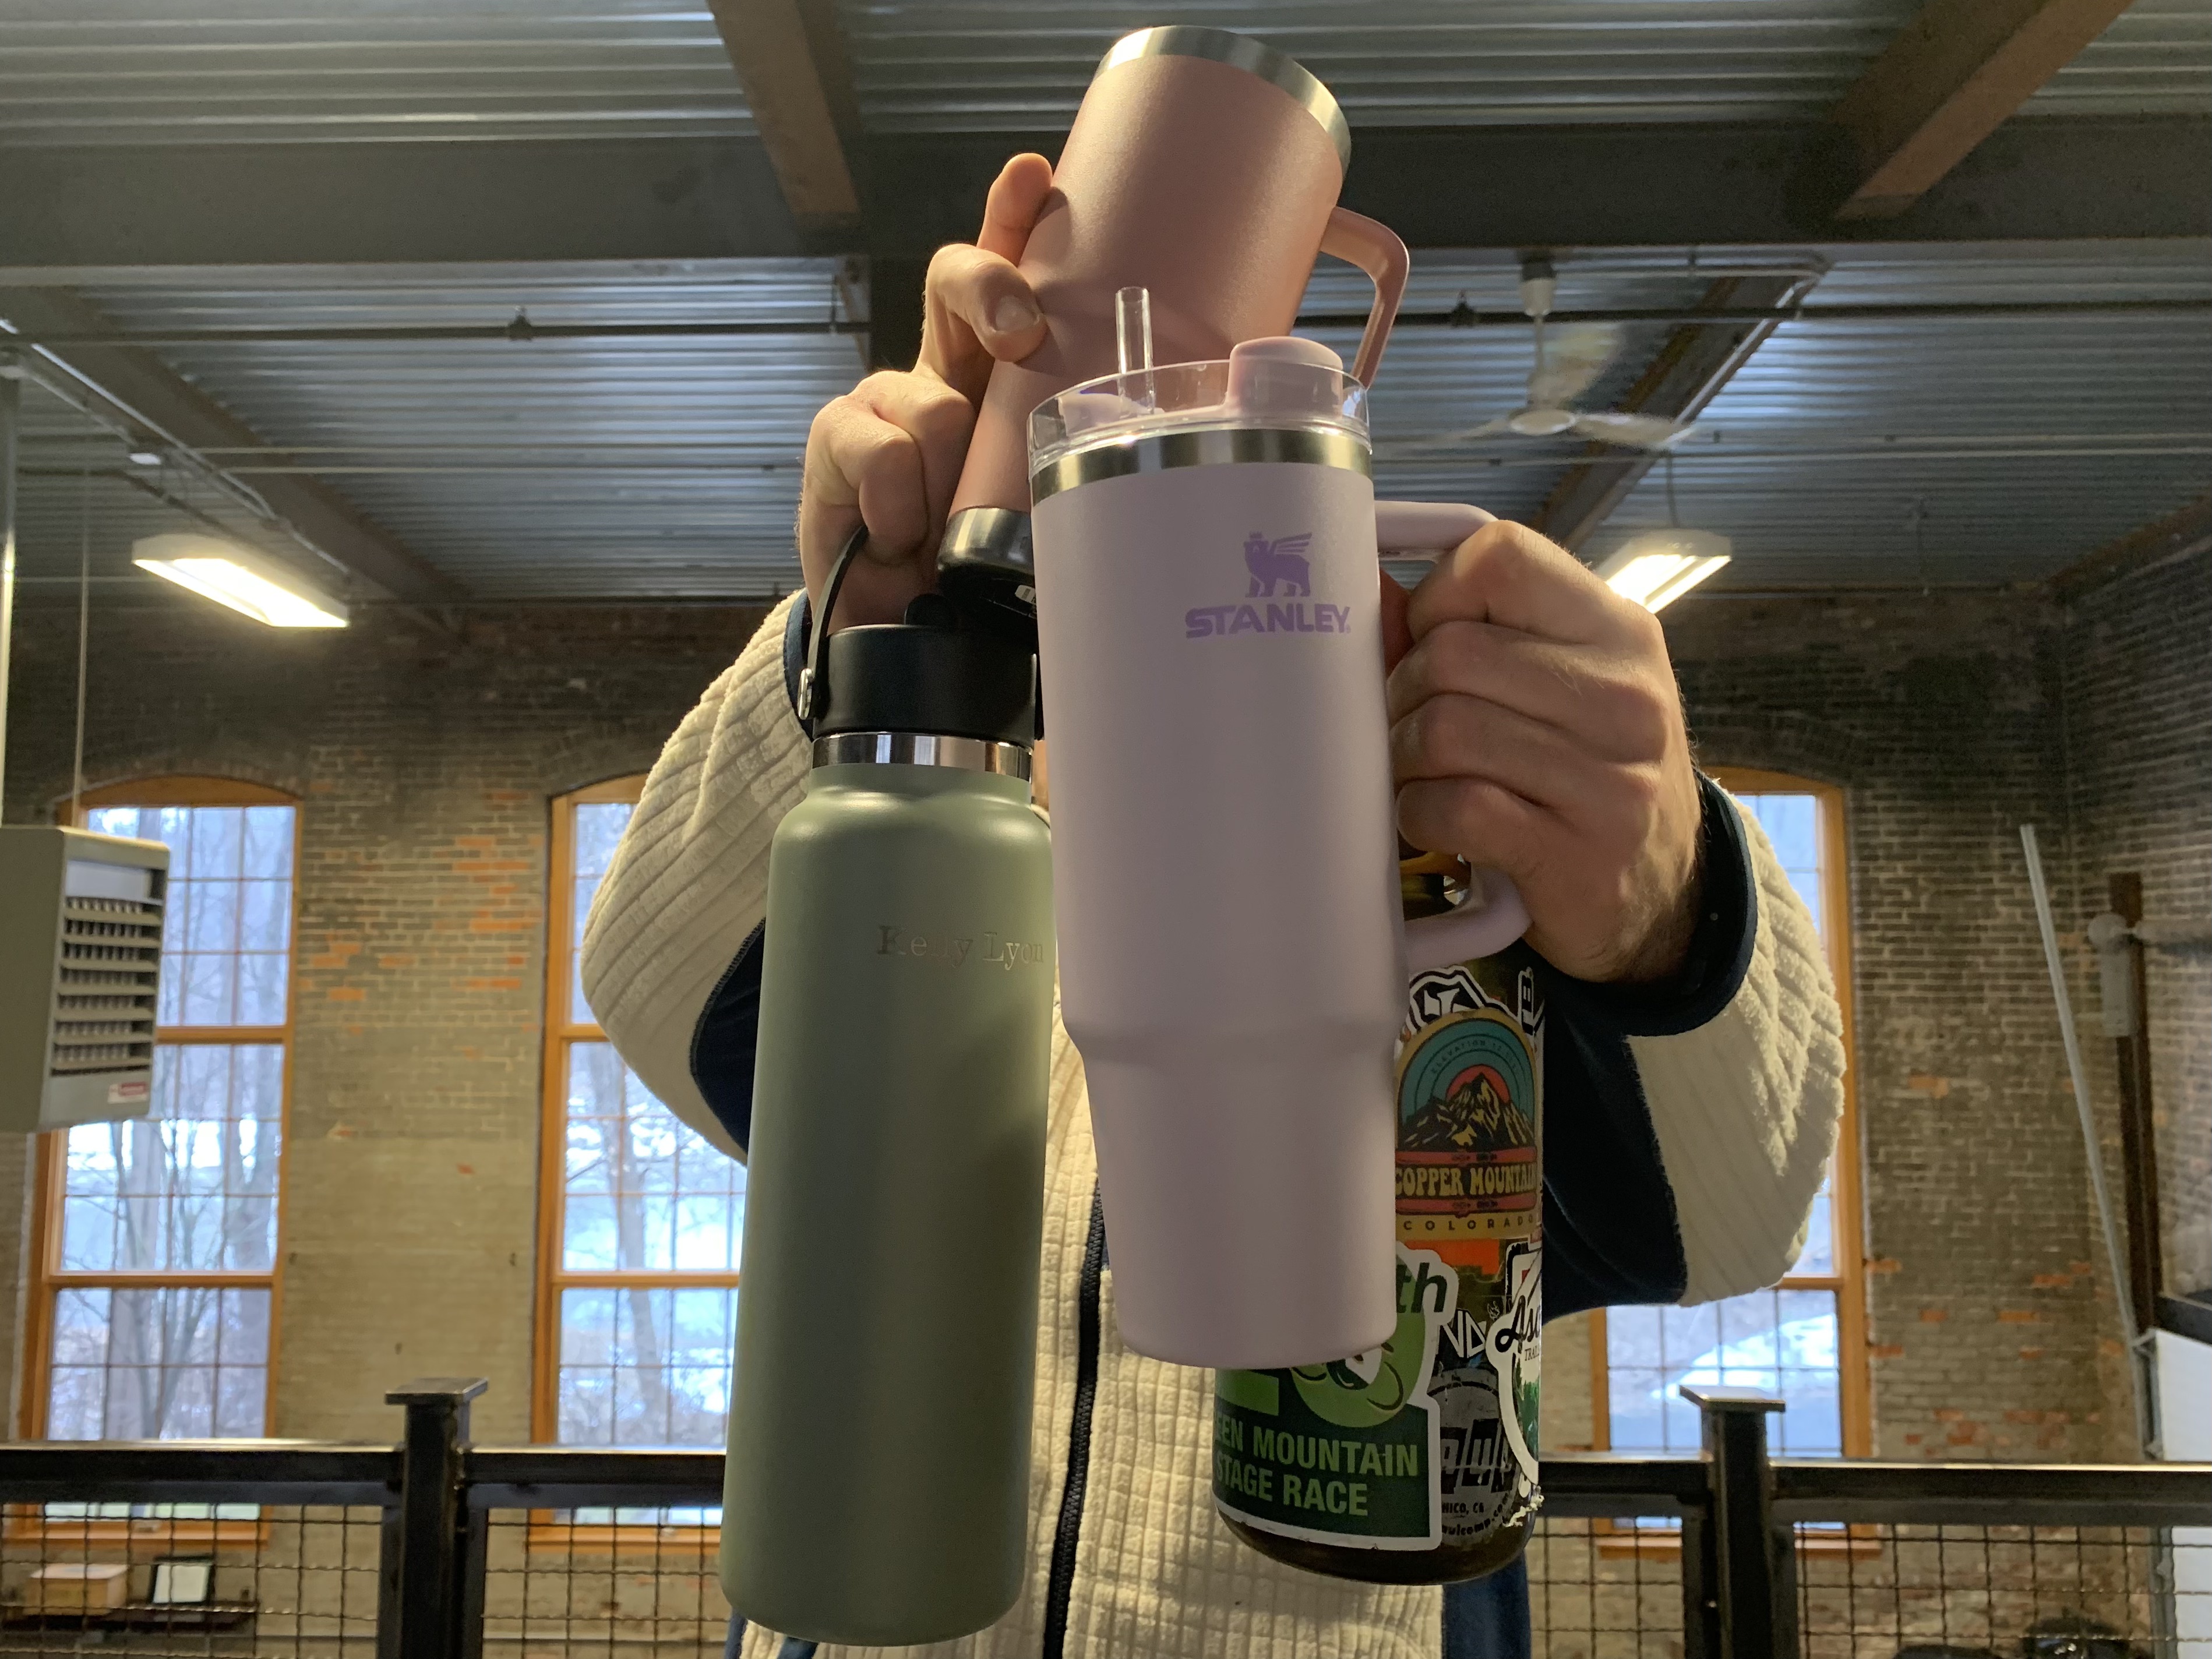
[0,826,170,1132]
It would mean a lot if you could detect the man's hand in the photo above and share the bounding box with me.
[797,154,1053,630]
[1386,524,1705,984]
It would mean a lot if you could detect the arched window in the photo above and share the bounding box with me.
[23,778,299,1442]
[535,779,746,1524]
[1591,769,1869,1460]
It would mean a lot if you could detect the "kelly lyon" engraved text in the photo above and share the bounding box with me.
[877,926,1046,970]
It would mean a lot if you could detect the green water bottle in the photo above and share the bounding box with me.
[720,535,1053,1645]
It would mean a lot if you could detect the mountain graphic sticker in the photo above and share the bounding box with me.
[1402,1066,1533,1153]
[1395,1009,1539,1229]
[1398,1011,1535,1152]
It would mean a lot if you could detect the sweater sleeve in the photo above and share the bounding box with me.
[1629,796,1847,1305]
[1536,775,1846,1317]
[578,592,810,1162]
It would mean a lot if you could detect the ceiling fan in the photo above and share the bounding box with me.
[1411,256,1695,453]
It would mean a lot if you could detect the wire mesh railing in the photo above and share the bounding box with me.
[0,1507,384,1655]
[1794,1523,2186,1659]
[0,1378,2202,1657]
[465,1445,731,1654]
[0,1440,391,1656]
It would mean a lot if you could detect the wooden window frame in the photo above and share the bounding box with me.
[15,776,300,1544]
[1587,770,1870,1552]
[532,777,734,1549]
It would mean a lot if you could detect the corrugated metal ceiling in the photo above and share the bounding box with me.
[1586,243,2212,585]
[836,0,2211,129]
[9,241,2206,600]
[8,377,337,597]
[2,0,2203,599]
[1350,242,2212,588]
[841,1,1907,130]
[2033,0,2212,114]
[0,0,750,147]
[1,0,2202,149]
[36,262,862,598]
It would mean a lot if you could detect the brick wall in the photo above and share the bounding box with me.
[2058,544,2212,1310]
[1,555,2200,1460]
[1,592,763,1440]
[1663,588,2118,1461]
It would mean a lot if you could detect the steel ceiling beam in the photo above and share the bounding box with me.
[704,0,862,242]
[2046,492,2212,598]
[1827,0,2142,221]
[1534,272,1822,553]
[0,290,465,608]
[0,119,2201,277]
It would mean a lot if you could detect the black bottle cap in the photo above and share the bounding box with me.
[814,594,1036,746]
[937,507,1037,641]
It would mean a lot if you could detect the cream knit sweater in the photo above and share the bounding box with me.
[583,594,1847,1659]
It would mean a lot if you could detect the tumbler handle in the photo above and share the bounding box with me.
[1318,208,1409,389]
[1375,499,1533,970]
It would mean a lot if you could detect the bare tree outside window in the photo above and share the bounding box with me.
[541,787,745,1527]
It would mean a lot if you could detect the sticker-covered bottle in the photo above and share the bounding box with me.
[1212,857,1542,1584]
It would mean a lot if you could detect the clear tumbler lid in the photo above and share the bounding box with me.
[1027,336,1371,481]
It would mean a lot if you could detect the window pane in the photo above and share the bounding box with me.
[242,806,295,880]
[46,1286,271,1439]
[573,803,633,882]
[1727,790,1827,944]
[190,809,244,881]
[557,1286,736,1449]
[185,876,238,954]
[60,1045,283,1273]
[239,879,291,955]
[569,803,634,1024]
[563,1043,744,1274]
[157,948,185,1026]
[1607,794,1848,1458]
[1606,1367,1668,1451]
[569,1504,725,1527]
[1745,793,1816,870]
[97,801,296,1028]
[51,800,292,1447]
[571,876,599,1026]
[1774,1289,1843,1455]
[1792,1178,1836,1277]
[1610,1287,1842,1456]
[552,790,746,1482]
[181,951,237,1026]
[236,953,291,1026]
[87,806,143,841]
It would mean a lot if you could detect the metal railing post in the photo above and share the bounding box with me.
[382,1376,489,1659]
[1678,1495,1719,1658]
[1682,1385,1797,1659]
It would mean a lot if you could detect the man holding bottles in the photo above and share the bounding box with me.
[584,154,1844,1659]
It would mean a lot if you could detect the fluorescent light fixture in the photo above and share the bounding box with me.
[1594,528,1731,613]
[132,532,348,629]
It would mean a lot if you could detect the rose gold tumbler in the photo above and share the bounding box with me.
[940,26,1409,591]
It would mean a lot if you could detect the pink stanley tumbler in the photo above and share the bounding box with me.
[939,25,1408,603]
[1026,334,1527,1371]
[941,25,1528,1370]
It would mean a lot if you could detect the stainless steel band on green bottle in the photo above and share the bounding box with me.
[812,731,1032,779]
